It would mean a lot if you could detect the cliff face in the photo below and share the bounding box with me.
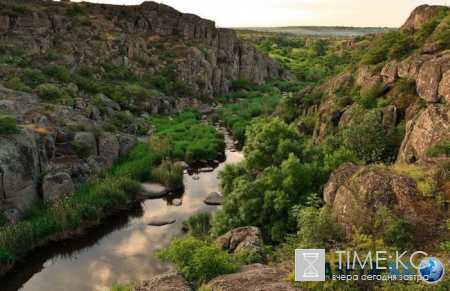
[0,0,293,96]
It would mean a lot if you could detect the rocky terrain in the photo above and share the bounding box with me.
[0,0,293,224]
[293,4,450,238]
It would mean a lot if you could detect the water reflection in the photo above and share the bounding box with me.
[1,148,243,291]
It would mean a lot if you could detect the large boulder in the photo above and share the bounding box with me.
[118,134,137,157]
[74,132,98,157]
[132,270,191,291]
[399,104,450,162]
[216,226,265,258]
[400,5,444,32]
[416,56,450,103]
[42,172,75,201]
[0,127,40,215]
[207,264,300,291]
[324,163,419,235]
[98,133,120,166]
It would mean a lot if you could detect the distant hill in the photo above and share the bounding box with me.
[234,26,392,38]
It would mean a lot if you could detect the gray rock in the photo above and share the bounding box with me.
[132,270,190,291]
[198,167,214,173]
[0,100,24,119]
[98,133,120,166]
[74,132,98,157]
[141,183,168,198]
[208,264,299,291]
[42,172,75,201]
[33,115,52,126]
[0,127,40,213]
[86,155,109,175]
[94,93,121,110]
[118,134,137,157]
[147,217,176,226]
[204,191,223,205]
[176,161,190,169]
[3,208,23,224]
[192,175,200,180]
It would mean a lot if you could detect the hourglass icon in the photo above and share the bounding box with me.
[303,253,319,277]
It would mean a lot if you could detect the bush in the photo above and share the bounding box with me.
[150,159,183,190]
[426,140,450,157]
[182,212,212,239]
[71,140,90,158]
[356,83,384,109]
[37,85,72,101]
[231,78,251,91]
[66,3,85,16]
[155,236,237,287]
[43,65,73,83]
[22,68,48,87]
[4,77,31,93]
[0,115,21,134]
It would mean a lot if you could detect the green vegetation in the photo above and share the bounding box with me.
[155,236,237,287]
[148,110,225,163]
[427,140,450,157]
[182,212,212,239]
[0,115,21,134]
[150,159,183,190]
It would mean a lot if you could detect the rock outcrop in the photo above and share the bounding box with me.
[324,163,419,235]
[216,226,265,260]
[399,104,450,162]
[400,5,444,32]
[132,270,191,291]
[207,264,300,291]
[0,0,294,97]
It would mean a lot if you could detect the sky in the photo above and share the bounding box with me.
[69,0,450,27]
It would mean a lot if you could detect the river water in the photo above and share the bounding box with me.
[0,130,243,291]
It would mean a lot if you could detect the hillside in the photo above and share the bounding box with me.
[236,26,391,38]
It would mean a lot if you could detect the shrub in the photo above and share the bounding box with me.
[150,159,183,190]
[155,236,237,287]
[37,85,69,101]
[4,77,31,93]
[71,140,90,158]
[0,115,21,134]
[43,65,73,83]
[66,3,85,16]
[182,212,212,239]
[22,68,48,87]
[231,78,251,91]
[426,140,450,157]
[356,83,384,109]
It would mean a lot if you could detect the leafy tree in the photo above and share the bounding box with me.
[243,117,304,171]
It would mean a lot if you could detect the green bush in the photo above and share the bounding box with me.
[155,236,237,287]
[71,140,90,158]
[426,140,450,157]
[355,83,384,109]
[0,115,21,134]
[231,78,251,91]
[43,65,73,83]
[66,3,85,16]
[150,159,183,190]
[182,212,212,239]
[4,77,31,93]
[37,85,71,101]
[22,68,48,87]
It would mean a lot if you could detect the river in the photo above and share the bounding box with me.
[0,128,243,291]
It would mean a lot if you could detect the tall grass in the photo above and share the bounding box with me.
[151,159,183,190]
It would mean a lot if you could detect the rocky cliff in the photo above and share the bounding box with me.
[289,5,450,238]
[0,0,293,96]
[0,0,293,223]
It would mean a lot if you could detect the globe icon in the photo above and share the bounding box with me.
[419,258,444,283]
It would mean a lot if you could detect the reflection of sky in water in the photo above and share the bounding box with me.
[1,149,243,291]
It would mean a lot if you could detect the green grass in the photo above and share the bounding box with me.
[426,140,450,158]
[182,212,212,239]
